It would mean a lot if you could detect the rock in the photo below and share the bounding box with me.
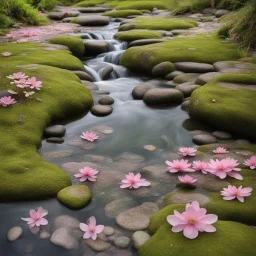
[175,83,200,97]
[77,7,111,13]
[44,125,66,138]
[43,150,73,159]
[98,96,114,105]
[71,70,93,81]
[46,137,64,143]
[195,72,222,85]
[181,100,190,111]
[7,226,23,241]
[30,226,40,235]
[62,162,98,174]
[152,62,175,78]
[129,39,165,48]
[132,231,150,249]
[40,232,51,239]
[99,66,113,80]
[91,105,113,117]
[62,17,73,23]
[165,192,210,205]
[54,215,80,230]
[0,89,11,97]
[85,238,111,252]
[114,236,130,249]
[65,11,80,17]
[215,9,230,18]
[173,73,199,84]
[57,185,92,209]
[212,131,232,140]
[76,16,109,26]
[192,134,218,145]
[96,90,110,95]
[103,226,115,236]
[202,8,218,15]
[143,88,183,106]
[143,145,156,151]
[174,62,215,73]
[91,125,114,135]
[82,80,99,90]
[96,249,132,256]
[116,202,159,231]
[84,41,109,56]
[165,71,184,80]
[132,85,153,99]
[235,139,251,145]
[48,12,64,20]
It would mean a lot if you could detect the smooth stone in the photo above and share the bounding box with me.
[175,83,200,97]
[116,202,159,231]
[129,39,165,48]
[166,192,210,205]
[165,71,184,80]
[24,243,34,253]
[132,231,150,249]
[85,238,111,252]
[77,7,111,13]
[99,66,114,80]
[215,9,230,18]
[7,226,23,241]
[96,90,110,95]
[82,81,99,90]
[43,150,73,159]
[48,12,64,20]
[84,41,109,56]
[40,232,51,239]
[76,16,109,26]
[62,162,98,174]
[152,62,175,78]
[96,249,132,256]
[91,105,113,117]
[98,96,114,105]
[132,85,153,100]
[193,134,218,145]
[181,100,190,111]
[62,17,74,23]
[173,73,199,84]
[54,215,80,230]
[30,226,40,235]
[0,89,11,97]
[174,62,215,73]
[91,125,114,135]
[103,226,115,236]
[202,8,218,15]
[46,137,64,143]
[65,11,80,17]
[212,131,232,140]
[114,236,130,249]
[143,145,156,151]
[44,125,66,138]
[71,70,93,81]
[235,139,251,145]
[195,72,222,85]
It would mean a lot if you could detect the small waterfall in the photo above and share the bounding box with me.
[84,65,101,82]
[88,32,104,40]
[103,50,125,65]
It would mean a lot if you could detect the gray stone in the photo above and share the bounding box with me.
[132,231,150,249]
[85,238,111,251]
[46,137,64,143]
[193,134,218,145]
[174,62,215,73]
[82,80,99,90]
[96,90,110,95]
[129,39,165,48]
[7,226,23,241]
[212,131,232,140]
[54,215,80,230]
[62,17,74,23]
[44,125,66,138]
[77,7,111,13]
[235,139,251,145]
[91,125,114,135]
[195,72,222,85]
[84,41,109,56]
[48,12,65,20]
[166,192,210,205]
[98,96,114,105]
[175,83,200,97]
[72,70,93,81]
[114,236,130,249]
[132,85,153,99]
[76,16,109,26]
[91,105,113,117]
[165,71,183,80]
[152,62,175,78]
[99,66,113,80]
[103,226,115,236]
[65,11,80,17]
[0,90,11,98]
[43,150,73,159]
[40,232,51,239]
[215,9,230,18]
[173,73,200,84]
[202,8,218,15]
[181,100,190,111]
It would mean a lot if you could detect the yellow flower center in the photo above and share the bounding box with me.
[188,218,196,224]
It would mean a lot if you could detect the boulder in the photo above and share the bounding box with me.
[165,71,184,80]
[44,125,66,138]
[175,83,200,97]
[84,41,109,56]
[152,62,175,77]
[46,137,64,143]
[132,231,150,249]
[99,66,114,80]
[91,105,113,117]
[71,70,93,81]
[81,80,99,90]
[174,62,215,73]
[215,9,230,18]
[48,12,64,20]
[98,96,114,105]
[212,131,232,140]
[129,39,165,48]
[195,72,222,85]
[192,134,218,145]
[76,16,109,26]
[114,236,130,249]
[7,226,23,241]
[132,85,153,99]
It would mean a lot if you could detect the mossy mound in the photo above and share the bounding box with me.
[57,185,92,209]
[116,1,168,11]
[103,10,143,18]
[115,30,162,41]
[189,74,256,141]
[73,0,107,7]
[119,17,197,32]
[48,35,85,58]
[139,221,256,256]
[120,34,240,74]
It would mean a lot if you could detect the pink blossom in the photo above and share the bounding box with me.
[192,161,208,174]
[80,216,104,240]
[178,147,197,156]
[167,201,218,239]
[7,72,28,80]
[120,172,151,189]
[165,159,194,173]
[213,147,229,154]
[28,77,42,90]
[63,9,69,14]
[244,156,256,169]
[21,207,48,228]
[7,34,13,38]
[2,52,11,57]
[81,131,99,142]
[178,175,197,184]
[221,185,253,202]
[0,96,16,107]
[24,91,35,98]
[74,167,99,182]
[12,78,30,88]
[8,90,18,95]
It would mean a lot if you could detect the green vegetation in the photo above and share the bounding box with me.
[115,30,162,41]
[73,0,107,7]
[216,0,249,10]
[116,1,168,11]
[26,0,57,11]
[103,9,143,18]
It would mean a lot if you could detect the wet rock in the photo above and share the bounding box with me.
[71,70,93,81]
[152,62,175,78]
[62,18,73,23]
[165,71,183,80]
[54,215,80,230]
[96,249,132,256]
[132,85,153,100]
[143,145,156,151]
[114,236,130,249]
[67,137,97,150]
[44,150,73,159]
[82,81,99,90]
[96,90,110,95]
[100,66,114,80]
[24,243,34,253]
[76,16,110,26]
[181,100,190,111]
[95,170,124,189]
[129,39,165,48]
[202,8,218,15]
[91,125,114,135]
[85,238,111,252]
[132,231,150,249]
[77,7,111,13]
[7,226,23,241]
[173,73,199,84]
[175,83,200,97]
[65,11,80,17]
[235,139,251,145]
[103,226,115,236]
[174,62,215,73]
[84,41,109,56]
[40,232,51,239]
[30,226,40,235]
[166,192,210,205]
[62,161,98,174]
[44,125,66,138]
[0,90,11,97]
[91,105,113,117]
[212,131,232,140]
[193,134,218,145]
[48,12,65,20]
[195,72,222,85]
[116,202,159,231]
[46,137,64,143]
[98,96,114,105]
[215,9,230,18]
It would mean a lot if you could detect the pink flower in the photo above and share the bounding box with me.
[12,78,30,88]
[7,34,13,38]
[80,216,104,240]
[74,167,99,182]
[206,158,242,180]
[0,96,16,107]
[120,172,151,189]
[7,90,18,95]
[24,91,35,97]
[244,156,256,169]
[165,159,194,173]
[63,9,69,15]
[81,131,99,142]
[192,161,208,174]
[167,201,218,239]
[178,147,197,156]
[21,207,48,228]
[27,77,42,90]
[221,185,253,202]
[213,147,229,154]
[2,52,11,57]
[7,72,28,80]
[178,175,197,184]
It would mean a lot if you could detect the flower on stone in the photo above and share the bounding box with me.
[244,156,256,169]
[80,216,104,240]
[81,131,99,142]
[165,159,194,173]
[21,207,48,228]
[24,91,35,98]
[63,9,69,15]
[12,78,30,88]
[28,77,42,90]
[192,160,208,174]
[120,172,151,189]
[178,147,197,156]
[178,175,197,184]
[74,166,99,182]
[7,72,28,80]
[2,52,11,57]
[167,201,218,239]
[213,147,229,154]
[221,185,253,202]
[0,96,17,107]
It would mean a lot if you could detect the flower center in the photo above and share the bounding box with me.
[188,218,196,224]
[130,178,136,184]
[89,227,95,232]
[34,217,39,220]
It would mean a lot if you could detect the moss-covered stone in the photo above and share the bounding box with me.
[116,1,168,11]
[115,30,162,41]
[73,0,107,7]
[103,10,143,18]
[152,62,175,77]
[57,185,92,209]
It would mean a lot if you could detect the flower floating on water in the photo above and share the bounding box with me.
[207,158,242,180]
[81,131,99,142]
[244,156,256,169]
[167,201,218,239]
[80,216,104,240]
[178,175,197,184]
[2,52,11,57]
[178,147,197,156]
[7,72,28,80]
[192,160,208,174]
[120,172,151,189]
[213,147,229,154]
[28,77,42,90]
[221,185,252,202]
[74,166,99,182]
[21,207,48,228]
[0,96,17,107]
[165,159,194,173]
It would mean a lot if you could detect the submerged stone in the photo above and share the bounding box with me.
[91,105,113,117]
[7,226,23,241]
[114,236,131,249]
[132,231,150,249]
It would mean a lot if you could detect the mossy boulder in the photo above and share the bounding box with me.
[116,1,168,11]
[73,0,107,8]
[48,35,85,58]
[103,10,143,18]
[57,185,92,209]
[115,30,162,42]
[152,62,175,77]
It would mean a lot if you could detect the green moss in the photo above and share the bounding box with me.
[119,17,197,31]
[202,17,214,22]
[73,0,107,7]
[103,10,143,18]
[152,61,175,77]
[234,144,256,153]
[48,35,85,58]
[116,1,168,11]
[115,30,162,41]
[57,185,92,209]
[217,0,249,10]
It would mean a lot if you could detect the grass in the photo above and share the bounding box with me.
[115,29,162,41]
[216,0,249,10]
[103,9,143,18]
[26,0,57,11]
